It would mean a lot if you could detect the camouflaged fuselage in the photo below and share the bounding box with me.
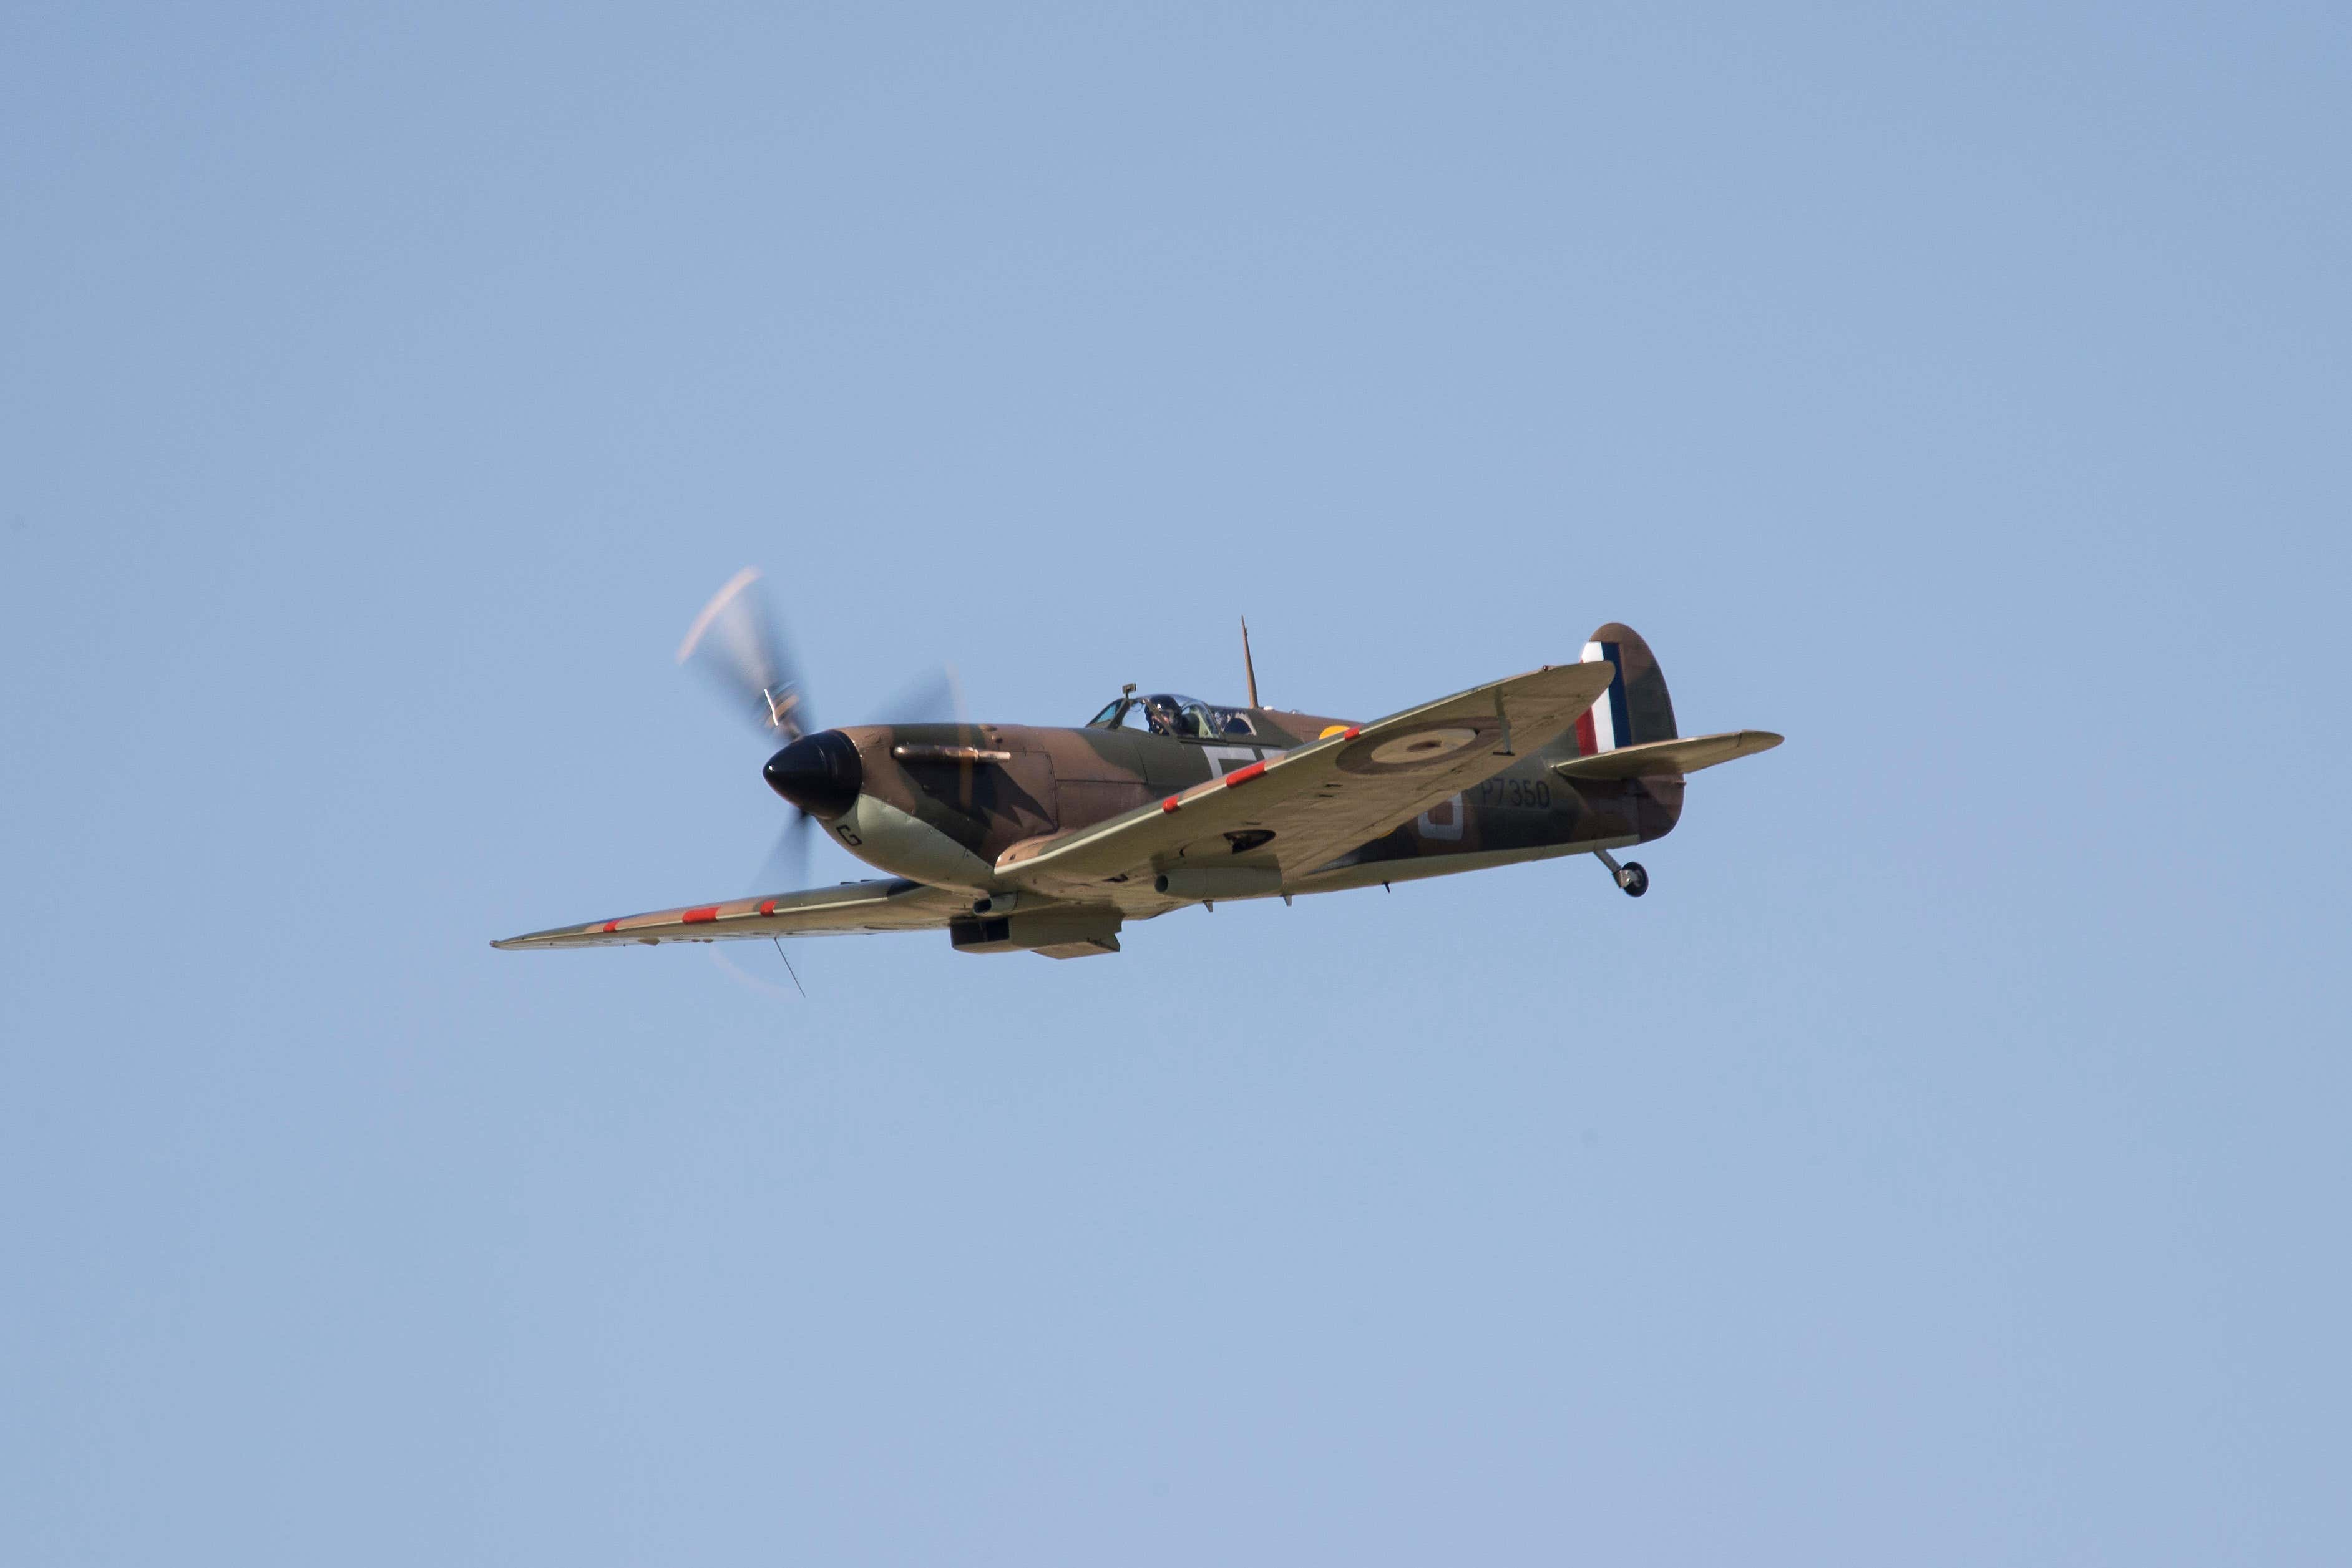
[826,703,1681,897]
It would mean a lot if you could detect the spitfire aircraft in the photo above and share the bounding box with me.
[494,570,1780,960]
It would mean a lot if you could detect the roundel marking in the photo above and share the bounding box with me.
[1367,727,1479,766]
[1335,718,1499,776]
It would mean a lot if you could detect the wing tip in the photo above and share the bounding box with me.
[492,925,596,950]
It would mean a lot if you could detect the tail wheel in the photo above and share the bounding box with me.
[1617,861,1649,898]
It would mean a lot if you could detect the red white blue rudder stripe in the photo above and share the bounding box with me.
[1576,640,1631,756]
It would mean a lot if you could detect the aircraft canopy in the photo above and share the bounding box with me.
[1086,692,1259,738]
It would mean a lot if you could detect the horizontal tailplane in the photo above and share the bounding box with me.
[1550,729,1782,781]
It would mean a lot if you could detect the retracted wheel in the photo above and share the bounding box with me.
[1616,860,1649,898]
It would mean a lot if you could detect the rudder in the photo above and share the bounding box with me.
[1576,623,1677,755]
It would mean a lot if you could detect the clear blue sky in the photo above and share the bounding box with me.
[4,4,2345,1561]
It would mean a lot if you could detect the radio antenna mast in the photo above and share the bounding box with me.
[1241,617,1260,708]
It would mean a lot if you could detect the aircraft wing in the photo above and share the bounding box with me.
[492,877,969,950]
[997,660,1620,892]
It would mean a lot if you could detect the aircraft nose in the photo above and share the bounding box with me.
[763,729,863,819]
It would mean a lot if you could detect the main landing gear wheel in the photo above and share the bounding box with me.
[1595,849,1649,898]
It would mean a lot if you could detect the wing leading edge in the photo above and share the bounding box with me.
[491,877,969,950]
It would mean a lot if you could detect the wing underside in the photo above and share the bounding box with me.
[492,877,969,950]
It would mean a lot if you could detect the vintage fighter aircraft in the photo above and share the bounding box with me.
[494,569,1780,959]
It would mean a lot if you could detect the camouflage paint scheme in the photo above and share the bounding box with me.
[493,624,1780,958]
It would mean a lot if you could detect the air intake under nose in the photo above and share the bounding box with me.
[763,729,862,819]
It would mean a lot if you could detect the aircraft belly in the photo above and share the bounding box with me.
[835,794,1000,892]
[1292,837,1639,894]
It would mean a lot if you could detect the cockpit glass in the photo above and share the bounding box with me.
[1090,693,1259,734]
[1135,693,1256,738]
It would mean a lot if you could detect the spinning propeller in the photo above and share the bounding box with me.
[676,567,962,891]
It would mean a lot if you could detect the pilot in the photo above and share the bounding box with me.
[1143,694,1182,736]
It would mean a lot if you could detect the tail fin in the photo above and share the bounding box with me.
[1574,623,1677,756]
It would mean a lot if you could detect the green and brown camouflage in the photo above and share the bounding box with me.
[494,621,1779,957]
